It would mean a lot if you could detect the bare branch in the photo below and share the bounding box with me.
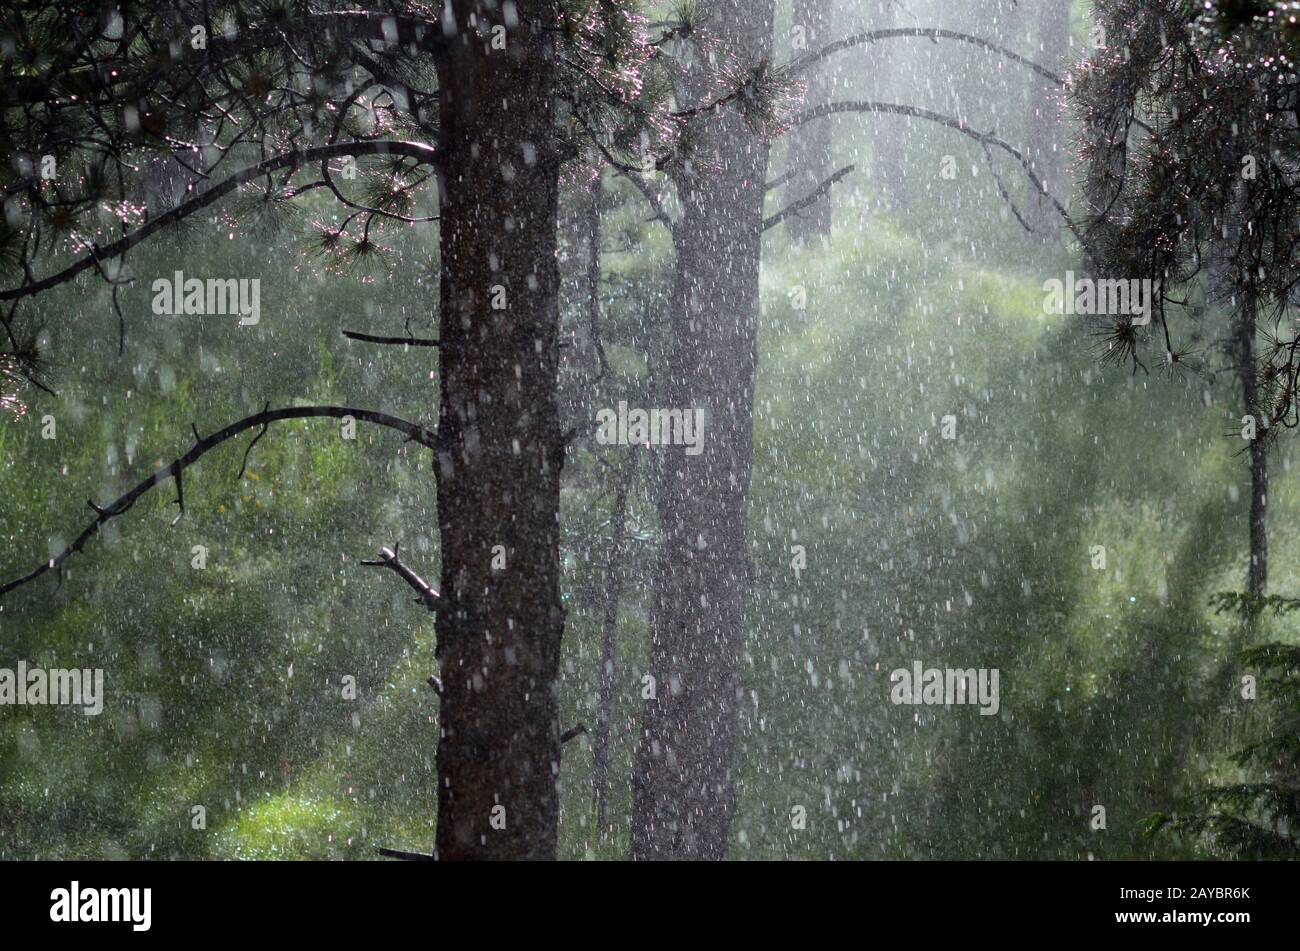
[0,406,436,598]
[376,846,435,861]
[791,102,1092,259]
[764,169,797,192]
[979,141,1036,237]
[361,545,440,611]
[237,403,271,482]
[787,28,1065,86]
[576,115,675,235]
[763,165,855,232]
[561,723,589,744]
[170,463,184,527]
[342,330,441,347]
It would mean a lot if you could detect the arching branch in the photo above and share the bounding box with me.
[0,140,440,305]
[787,28,1065,86]
[789,101,1092,259]
[0,405,436,598]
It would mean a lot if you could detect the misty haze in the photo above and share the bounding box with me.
[1,0,1297,876]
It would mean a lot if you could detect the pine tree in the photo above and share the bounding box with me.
[0,0,693,860]
[1146,596,1300,858]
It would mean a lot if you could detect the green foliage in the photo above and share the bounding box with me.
[1144,643,1300,858]
[0,198,439,858]
[1210,591,1300,620]
[4,0,1298,862]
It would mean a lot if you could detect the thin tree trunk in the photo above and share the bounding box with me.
[1212,182,1268,600]
[866,0,906,213]
[593,454,634,837]
[431,2,566,860]
[1238,292,1268,596]
[585,173,608,379]
[1026,0,1070,240]
[784,0,834,242]
[630,0,774,860]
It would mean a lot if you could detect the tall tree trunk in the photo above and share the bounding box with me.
[1237,292,1267,597]
[1211,183,1268,600]
[1026,0,1070,240]
[593,455,634,837]
[784,0,834,242]
[431,2,566,860]
[630,0,774,860]
[866,0,906,214]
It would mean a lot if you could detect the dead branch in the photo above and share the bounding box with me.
[361,545,440,611]
[763,165,855,232]
[764,168,797,192]
[342,330,441,347]
[787,27,1065,87]
[0,406,436,598]
[790,101,1092,259]
[376,846,435,860]
[576,114,675,235]
[561,723,589,744]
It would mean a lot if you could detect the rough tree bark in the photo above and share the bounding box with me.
[784,0,834,242]
[431,1,566,860]
[593,454,634,836]
[630,0,774,860]
[1239,293,1268,597]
